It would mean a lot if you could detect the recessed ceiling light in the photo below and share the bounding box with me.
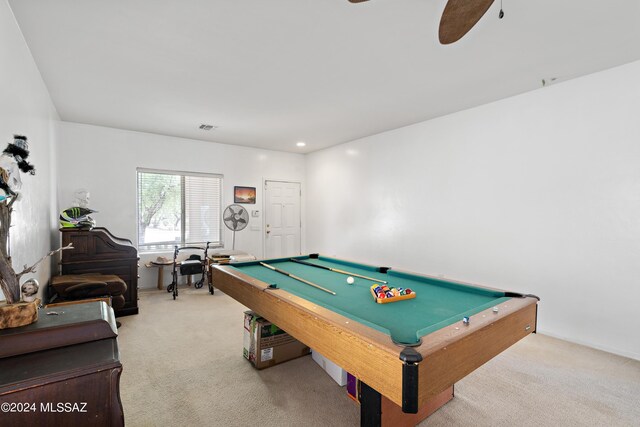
[199,124,217,131]
[296,141,306,147]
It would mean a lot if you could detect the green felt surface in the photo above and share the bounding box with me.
[231,256,509,345]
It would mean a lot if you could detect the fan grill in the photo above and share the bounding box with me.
[223,204,249,249]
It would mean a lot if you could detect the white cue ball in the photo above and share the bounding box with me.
[346,276,355,285]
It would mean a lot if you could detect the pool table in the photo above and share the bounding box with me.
[211,254,539,426]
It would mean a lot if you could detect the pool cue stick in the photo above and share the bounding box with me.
[290,258,388,284]
[260,262,336,295]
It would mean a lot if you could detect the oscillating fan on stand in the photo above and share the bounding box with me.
[223,204,249,250]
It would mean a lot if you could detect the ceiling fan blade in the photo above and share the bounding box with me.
[439,0,495,45]
[348,0,370,3]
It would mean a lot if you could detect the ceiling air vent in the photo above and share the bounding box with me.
[199,124,216,131]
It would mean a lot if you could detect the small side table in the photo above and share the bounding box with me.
[145,261,173,290]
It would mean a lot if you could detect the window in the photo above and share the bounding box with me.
[137,169,223,250]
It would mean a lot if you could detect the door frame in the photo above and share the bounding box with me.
[262,178,303,259]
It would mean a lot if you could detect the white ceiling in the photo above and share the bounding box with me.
[9,0,640,153]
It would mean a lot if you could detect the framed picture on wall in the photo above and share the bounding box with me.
[234,186,256,204]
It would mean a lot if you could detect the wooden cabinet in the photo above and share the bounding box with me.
[0,302,124,427]
[60,227,139,316]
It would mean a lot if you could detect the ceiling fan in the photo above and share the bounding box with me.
[348,0,498,45]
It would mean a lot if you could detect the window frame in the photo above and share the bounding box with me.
[136,167,224,252]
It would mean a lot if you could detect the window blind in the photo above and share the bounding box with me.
[137,169,223,250]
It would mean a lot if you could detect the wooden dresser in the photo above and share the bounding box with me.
[60,227,139,316]
[0,302,124,426]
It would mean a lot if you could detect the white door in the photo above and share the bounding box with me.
[264,181,301,258]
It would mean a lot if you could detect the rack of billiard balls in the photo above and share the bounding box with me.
[370,284,416,304]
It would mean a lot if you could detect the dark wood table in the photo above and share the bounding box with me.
[0,302,124,426]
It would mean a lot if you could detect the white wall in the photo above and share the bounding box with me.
[307,60,640,360]
[56,122,305,289]
[0,1,58,302]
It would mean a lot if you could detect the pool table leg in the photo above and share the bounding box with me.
[358,382,455,427]
[359,381,382,427]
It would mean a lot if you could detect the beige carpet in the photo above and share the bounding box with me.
[117,289,640,426]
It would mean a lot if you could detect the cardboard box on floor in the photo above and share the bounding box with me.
[243,311,310,369]
[311,349,348,386]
